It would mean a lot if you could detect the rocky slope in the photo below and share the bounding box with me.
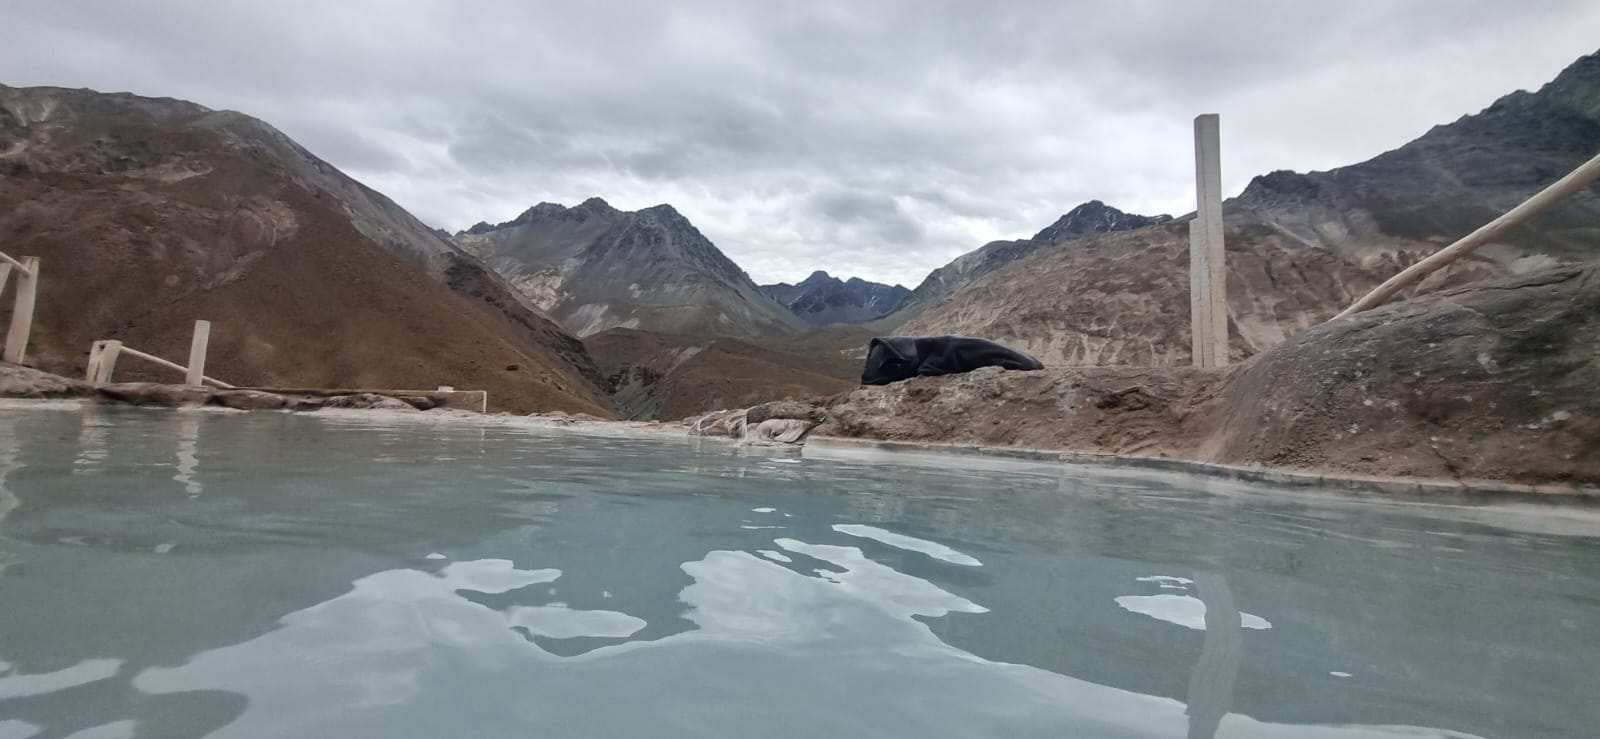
[759,270,910,324]
[0,84,613,415]
[890,200,1171,321]
[904,49,1600,367]
[1236,50,1600,267]
[900,220,1386,366]
[455,199,805,337]
[585,327,861,420]
[818,264,1600,488]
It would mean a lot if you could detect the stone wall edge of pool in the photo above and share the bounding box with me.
[803,436,1600,504]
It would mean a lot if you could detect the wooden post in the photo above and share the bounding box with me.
[1338,149,1600,317]
[1190,115,1228,367]
[93,340,122,385]
[186,320,211,386]
[3,257,38,365]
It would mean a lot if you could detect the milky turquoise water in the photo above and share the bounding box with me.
[1,405,1598,738]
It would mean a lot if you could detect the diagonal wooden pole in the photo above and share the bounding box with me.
[1338,150,1600,318]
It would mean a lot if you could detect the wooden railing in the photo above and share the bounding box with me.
[0,252,38,364]
[85,320,235,388]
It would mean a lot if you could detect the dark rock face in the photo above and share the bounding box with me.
[819,265,1600,487]
[454,199,804,338]
[890,201,1171,320]
[759,271,910,324]
[0,83,615,416]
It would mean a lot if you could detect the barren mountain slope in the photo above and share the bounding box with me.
[0,84,612,414]
[456,199,804,338]
[905,50,1600,366]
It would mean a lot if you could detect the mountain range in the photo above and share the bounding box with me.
[4,48,1596,418]
[758,271,909,324]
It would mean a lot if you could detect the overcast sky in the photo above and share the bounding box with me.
[6,2,1599,286]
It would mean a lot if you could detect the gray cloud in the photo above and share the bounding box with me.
[4,1,1598,285]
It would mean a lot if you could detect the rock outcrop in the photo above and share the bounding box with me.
[0,363,95,398]
[0,84,613,416]
[760,271,910,324]
[454,198,804,337]
[819,265,1600,488]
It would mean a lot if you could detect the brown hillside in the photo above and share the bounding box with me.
[0,84,613,415]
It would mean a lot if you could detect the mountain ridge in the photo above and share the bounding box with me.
[454,198,805,338]
[758,270,910,325]
[889,200,1171,321]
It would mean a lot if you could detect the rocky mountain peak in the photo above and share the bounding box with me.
[452,198,802,337]
[1031,200,1172,244]
[759,272,910,325]
[1539,50,1600,117]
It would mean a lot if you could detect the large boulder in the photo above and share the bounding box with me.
[1201,265,1600,485]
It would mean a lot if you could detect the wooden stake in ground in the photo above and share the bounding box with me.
[1338,150,1600,318]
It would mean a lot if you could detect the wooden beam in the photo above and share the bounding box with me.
[3,257,38,364]
[115,346,235,388]
[0,252,26,273]
[1338,149,1600,317]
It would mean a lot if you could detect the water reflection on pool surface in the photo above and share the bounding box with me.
[1,406,1597,738]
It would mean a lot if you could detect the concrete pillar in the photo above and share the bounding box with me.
[93,340,122,385]
[3,257,39,365]
[1190,115,1228,368]
[186,320,211,386]
[86,341,105,382]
